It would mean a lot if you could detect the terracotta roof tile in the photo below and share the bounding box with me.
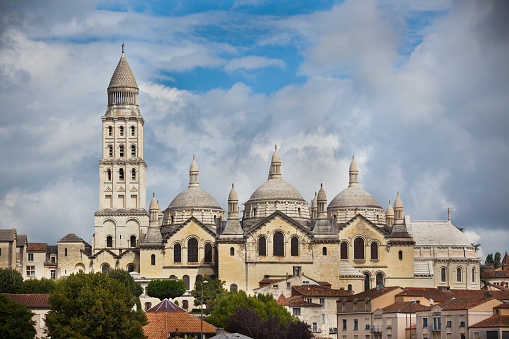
[397,288,454,302]
[447,289,509,301]
[287,296,322,308]
[27,242,48,250]
[292,285,351,297]
[436,297,497,311]
[470,315,509,328]
[276,293,289,306]
[144,312,216,339]
[382,302,431,313]
[483,271,509,278]
[494,304,509,309]
[346,286,401,301]
[5,294,50,308]
[257,278,285,288]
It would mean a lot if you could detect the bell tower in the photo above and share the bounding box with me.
[93,45,148,254]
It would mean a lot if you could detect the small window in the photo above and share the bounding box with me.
[320,298,325,307]
[131,126,135,136]
[65,248,68,256]
[51,270,56,279]
[196,275,203,283]
[273,232,284,256]
[119,126,124,136]
[183,275,190,290]
[107,169,112,181]
[348,284,352,291]
[322,314,325,324]
[26,266,35,277]
[188,238,198,262]
[259,237,266,256]
[423,318,428,327]
[119,145,124,157]
[354,238,364,259]
[151,254,155,265]
[174,244,181,263]
[28,253,34,261]
[130,236,136,247]
[131,168,136,181]
[182,300,189,309]
[108,126,112,136]
[313,322,317,332]
[371,242,378,260]
[354,319,358,330]
[119,168,124,181]
[230,247,235,256]
[323,246,327,255]
[108,145,113,157]
[291,237,299,256]
[106,236,113,248]
[145,302,152,311]
[169,275,177,280]
[441,267,447,282]
[293,308,301,315]
[457,267,462,282]
[102,264,110,272]
[376,273,384,286]
[127,264,135,272]
[343,319,347,330]
[398,250,403,260]
[131,145,136,157]
[230,284,238,292]
[341,242,348,259]
[472,267,476,283]
[205,243,212,263]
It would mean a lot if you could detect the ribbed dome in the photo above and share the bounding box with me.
[168,186,221,210]
[228,183,238,201]
[328,186,381,209]
[247,178,305,202]
[108,49,138,89]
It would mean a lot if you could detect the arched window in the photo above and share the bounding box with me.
[323,247,327,256]
[108,126,112,136]
[188,238,198,262]
[183,275,190,290]
[182,300,189,310]
[457,267,462,282]
[131,145,136,157]
[253,207,257,217]
[398,250,403,260]
[341,242,348,259]
[127,264,135,272]
[347,284,352,291]
[106,236,113,248]
[196,275,203,283]
[364,273,370,291]
[131,168,136,181]
[376,273,384,286]
[371,242,378,260]
[119,126,124,136]
[102,264,110,272]
[174,244,181,263]
[472,267,476,283]
[151,254,155,265]
[210,275,216,280]
[107,169,112,181]
[169,275,177,280]
[131,126,135,136]
[291,237,299,256]
[273,232,284,256]
[354,238,364,260]
[205,243,212,263]
[119,168,124,181]
[258,237,266,256]
[108,145,113,157]
[130,235,136,247]
[171,215,174,224]
[230,284,238,292]
[441,267,447,282]
[230,247,235,256]
[119,145,124,157]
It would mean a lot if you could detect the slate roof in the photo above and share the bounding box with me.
[345,286,402,302]
[382,302,431,313]
[470,315,509,328]
[5,294,50,309]
[397,288,454,302]
[143,312,217,339]
[28,243,48,250]
[292,285,351,297]
[16,234,27,247]
[0,229,16,241]
[147,299,186,313]
[58,233,87,244]
[435,297,498,311]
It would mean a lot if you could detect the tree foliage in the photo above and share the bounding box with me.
[146,279,186,300]
[190,275,226,311]
[0,294,37,339]
[45,272,147,339]
[105,268,143,297]
[21,277,57,294]
[494,252,502,268]
[486,253,494,263]
[0,267,23,293]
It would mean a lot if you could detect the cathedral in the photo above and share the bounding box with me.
[0,47,480,298]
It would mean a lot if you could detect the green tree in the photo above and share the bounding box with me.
[190,275,226,312]
[494,252,502,268]
[0,294,36,339]
[0,267,23,293]
[486,253,494,263]
[105,268,143,297]
[45,272,147,339]
[146,279,186,300]
[21,277,57,294]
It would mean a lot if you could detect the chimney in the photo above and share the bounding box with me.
[216,328,225,334]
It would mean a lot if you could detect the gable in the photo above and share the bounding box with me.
[246,211,313,240]
[163,217,216,244]
[338,214,388,243]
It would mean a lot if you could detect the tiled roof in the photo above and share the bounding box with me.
[483,271,509,278]
[470,315,509,328]
[447,289,509,301]
[5,294,50,308]
[318,281,332,287]
[382,302,431,313]
[108,51,138,89]
[287,296,322,308]
[345,286,401,301]
[494,304,509,309]
[0,229,16,241]
[16,234,27,247]
[210,334,253,339]
[143,312,216,339]
[28,242,48,250]
[147,299,186,313]
[503,252,509,266]
[397,288,454,302]
[292,285,351,297]
[58,233,85,243]
[258,278,285,288]
[276,293,289,306]
[436,297,497,311]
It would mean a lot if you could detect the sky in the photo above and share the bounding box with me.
[0,0,508,261]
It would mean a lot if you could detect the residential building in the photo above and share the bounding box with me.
[5,293,50,338]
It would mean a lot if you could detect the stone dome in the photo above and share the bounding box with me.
[317,184,327,201]
[228,183,238,201]
[149,193,159,210]
[328,186,382,209]
[108,45,138,89]
[386,201,394,216]
[167,186,221,210]
[247,178,305,203]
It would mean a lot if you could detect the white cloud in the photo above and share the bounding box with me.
[225,56,286,72]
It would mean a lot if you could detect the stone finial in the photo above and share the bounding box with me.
[122,42,124,54]
[448,207,451,222]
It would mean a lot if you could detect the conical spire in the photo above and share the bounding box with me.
[311,192,317,219]
[317,183,327,218]
[228,183,239,220]
[394,192,403,221]
[349,154,359,187]
[386,200,394,226]
[144,192,163,244]
[268,145,282,179]
[189,155,199,187]
[108,44,138,89]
